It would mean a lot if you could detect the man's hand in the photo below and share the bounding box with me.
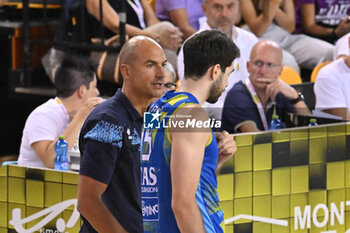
[215,131,236,174]
[266,78,311,115]
[265,78,298,100]
[262,0,280,20]
[158,27,183,51]
[334,16,350,38]
[75,97,104,121]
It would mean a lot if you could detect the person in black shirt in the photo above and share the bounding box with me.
[77,36,168,232]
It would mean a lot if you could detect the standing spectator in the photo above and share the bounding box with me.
[156,0,205,39]
[178,0,258,119]
[241,0,334,73]
[314,35,350,120]
[18,56,103,168]
[77,36,167,233]
[222,40,310,133]
[295,0,350,43]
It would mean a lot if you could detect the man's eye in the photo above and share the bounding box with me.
[255,61,263,66]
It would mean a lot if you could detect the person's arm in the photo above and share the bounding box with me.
[238,121,261,133]
[169,9,196,39]
[31,97,103,168]
[292,98,311,116]
[300,3,334,37]
[86,0,182,50]
[215,131,236,175]
[273,0,295,33]
[86,0,155,38]
[301,3,350,38]
[169,107,208,233]
[140,0,160,26]
[323,108,349,120]
[77,175,128,232]
[241,0,278,37]
[266,79,311,116]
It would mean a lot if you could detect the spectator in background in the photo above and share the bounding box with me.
[86,0,183,68]
[241,0,334,74]
[314,35,350,120]
[295,0,350,43]
[222,40,310,133]
[163,62,177,94]
[156,0,205,39]
[178,0,258,120]
[18,56,103,168]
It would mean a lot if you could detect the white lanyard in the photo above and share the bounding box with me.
[244,79,270,130]
[127,0,146,29]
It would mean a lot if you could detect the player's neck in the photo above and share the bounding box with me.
[178,78,210,105]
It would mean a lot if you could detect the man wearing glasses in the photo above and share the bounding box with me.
[163,62,177,94]
[222,40,310,133]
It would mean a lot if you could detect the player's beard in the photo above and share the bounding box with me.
[206,72,225,104]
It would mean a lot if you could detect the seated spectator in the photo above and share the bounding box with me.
[151,62,177,103]
[86,0,183,68]
[222,40,310,133]
[163,62,177,94]
[155,0,205,39]
[18,56,104,168]
[178,0,258,120]
[295,0,350,43]
[335,32,350,59]
[314,36,350,120]
[241,0,334,74]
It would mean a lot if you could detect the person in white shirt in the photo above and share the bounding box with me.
[315,35,350,120]
[335,33,350,59]
[18,56,104,168]
[177,0,258,119]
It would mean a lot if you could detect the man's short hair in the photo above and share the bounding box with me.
[55,55,96,98]
[164,62,177,82]
[183,30,240,80]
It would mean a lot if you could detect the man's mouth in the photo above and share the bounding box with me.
[152,82,164,88]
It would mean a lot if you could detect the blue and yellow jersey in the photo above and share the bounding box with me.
[141,91,224,233]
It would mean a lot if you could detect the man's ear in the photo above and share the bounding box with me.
[202,2,207,14]
[77,85,86,98]
[120,64,130,81]
[246,61,252,72]
[277,65,284,76]
[209,64,221,81]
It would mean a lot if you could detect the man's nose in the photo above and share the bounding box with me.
[221,7,230,18]
[156,65,165,77]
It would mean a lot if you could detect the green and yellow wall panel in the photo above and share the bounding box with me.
[220,122,350,233]
[0,165,81,232]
